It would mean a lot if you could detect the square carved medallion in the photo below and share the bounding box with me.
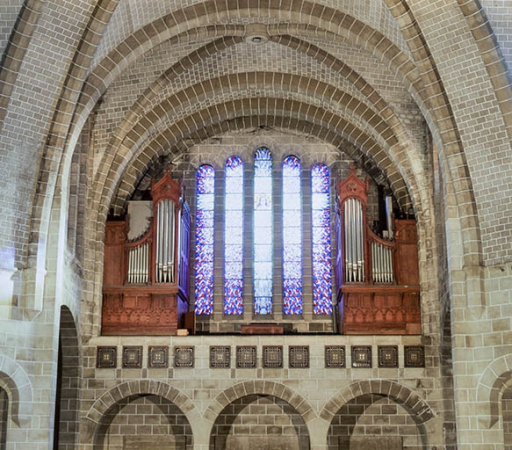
[325,346,346,368]
[210,346,231,368]
[263,346,283,368]
[351,346,372,368]
[289,346,309,368]
[148,346,168,368]
[175,346,195,368]
[378,346,399,368]
[236,346,257,368]
[405,346,425,368]
[123,346,143,369]
[97,346,117,368]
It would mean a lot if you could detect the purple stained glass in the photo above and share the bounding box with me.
[311,163,333,315]
[195,165,215,315]
[282,155,303,315]
[224,156,244,315]
[254,148,273,314]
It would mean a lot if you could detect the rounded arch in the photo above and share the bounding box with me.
[477,354,512,428]
[205,380,317,425]
[320,380,436,424]
[0,356,33,427]
[205,381,317,450]
[85,380,199,436]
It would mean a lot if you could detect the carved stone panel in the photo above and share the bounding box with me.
[210,346,231,368]
[148,346,168,368]
[263,346,283,368]
[123,346,143,368]
[289,346,309,368]
[351,346,372,368]
[236,346,257,368]
[378,346,398,368]
[325,346,346,368]
[97,347,117,368]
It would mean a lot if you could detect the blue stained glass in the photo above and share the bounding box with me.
[254,210,272,224]
[224,156,244,315]
[255,262,273,279]
[282,155,303,315]
[225,194,243,210]
[195,165,215,315]
[255,297,272,314]
[254,149,273,314]
[283,262,301,279]
[283,177,301,193]
[225,261,243,278]
[226,177,243,193]
[254,193,272,209]
[312,209,330,227]
[311,164,333,315]
[254,245,272,262]
[254,280,272,297]
[312,227,330,244]
[225,244,243,261]
[283,228,301,245]
[312,193,329,210]
[197,194,215,210]
[254,227,273,245]
[196,165,215,193]
[283,193,301,210]
[225,227,243,244]
[225,210,243,226]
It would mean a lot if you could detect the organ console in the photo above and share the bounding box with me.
[101,168,190,335]
[336,166,421,334]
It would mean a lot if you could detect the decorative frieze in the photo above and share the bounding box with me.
[289,346,309,368]
[405,346,425,368]
[148,346,168,368]
[263,346,283,368]
[352,346,372,368]
[175,346,195,368]
[325,346,346,368]
[210,346,231,368]
[236,346,257,368]
[97,346,117,368]
[122,346,143,368]
[378,346,398,368]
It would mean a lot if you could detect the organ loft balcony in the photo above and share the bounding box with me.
[101,164,420,337]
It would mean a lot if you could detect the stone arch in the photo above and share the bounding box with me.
[54,305,81,449]
[477,354,512,428]
[91,34,427,214]
[83,380,199,448]
[457,0,512,140]
[320,380,435,424]
[205,381,317,450]
[322,381,435,450]
[383,0,482,270]
[100,93,413,213]
[206,380,317,425]
[0,356,33,427]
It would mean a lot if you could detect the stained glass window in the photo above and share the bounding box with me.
[282,156,303,314]
[194,165,215,315]
[253,148,273,314]
[224,156,244,315]
[311,164,333,314]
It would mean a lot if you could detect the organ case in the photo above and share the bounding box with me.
[101,170,190,335]
[336,167,421,334]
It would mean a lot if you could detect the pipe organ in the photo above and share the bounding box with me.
[101,169,190,335]
[336,166,421,335]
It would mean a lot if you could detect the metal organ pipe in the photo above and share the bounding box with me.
[344,198,366,283]
[155,199,175,283]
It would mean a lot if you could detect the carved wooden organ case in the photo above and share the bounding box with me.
[101,170,191,335]
[336,168,421,334]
